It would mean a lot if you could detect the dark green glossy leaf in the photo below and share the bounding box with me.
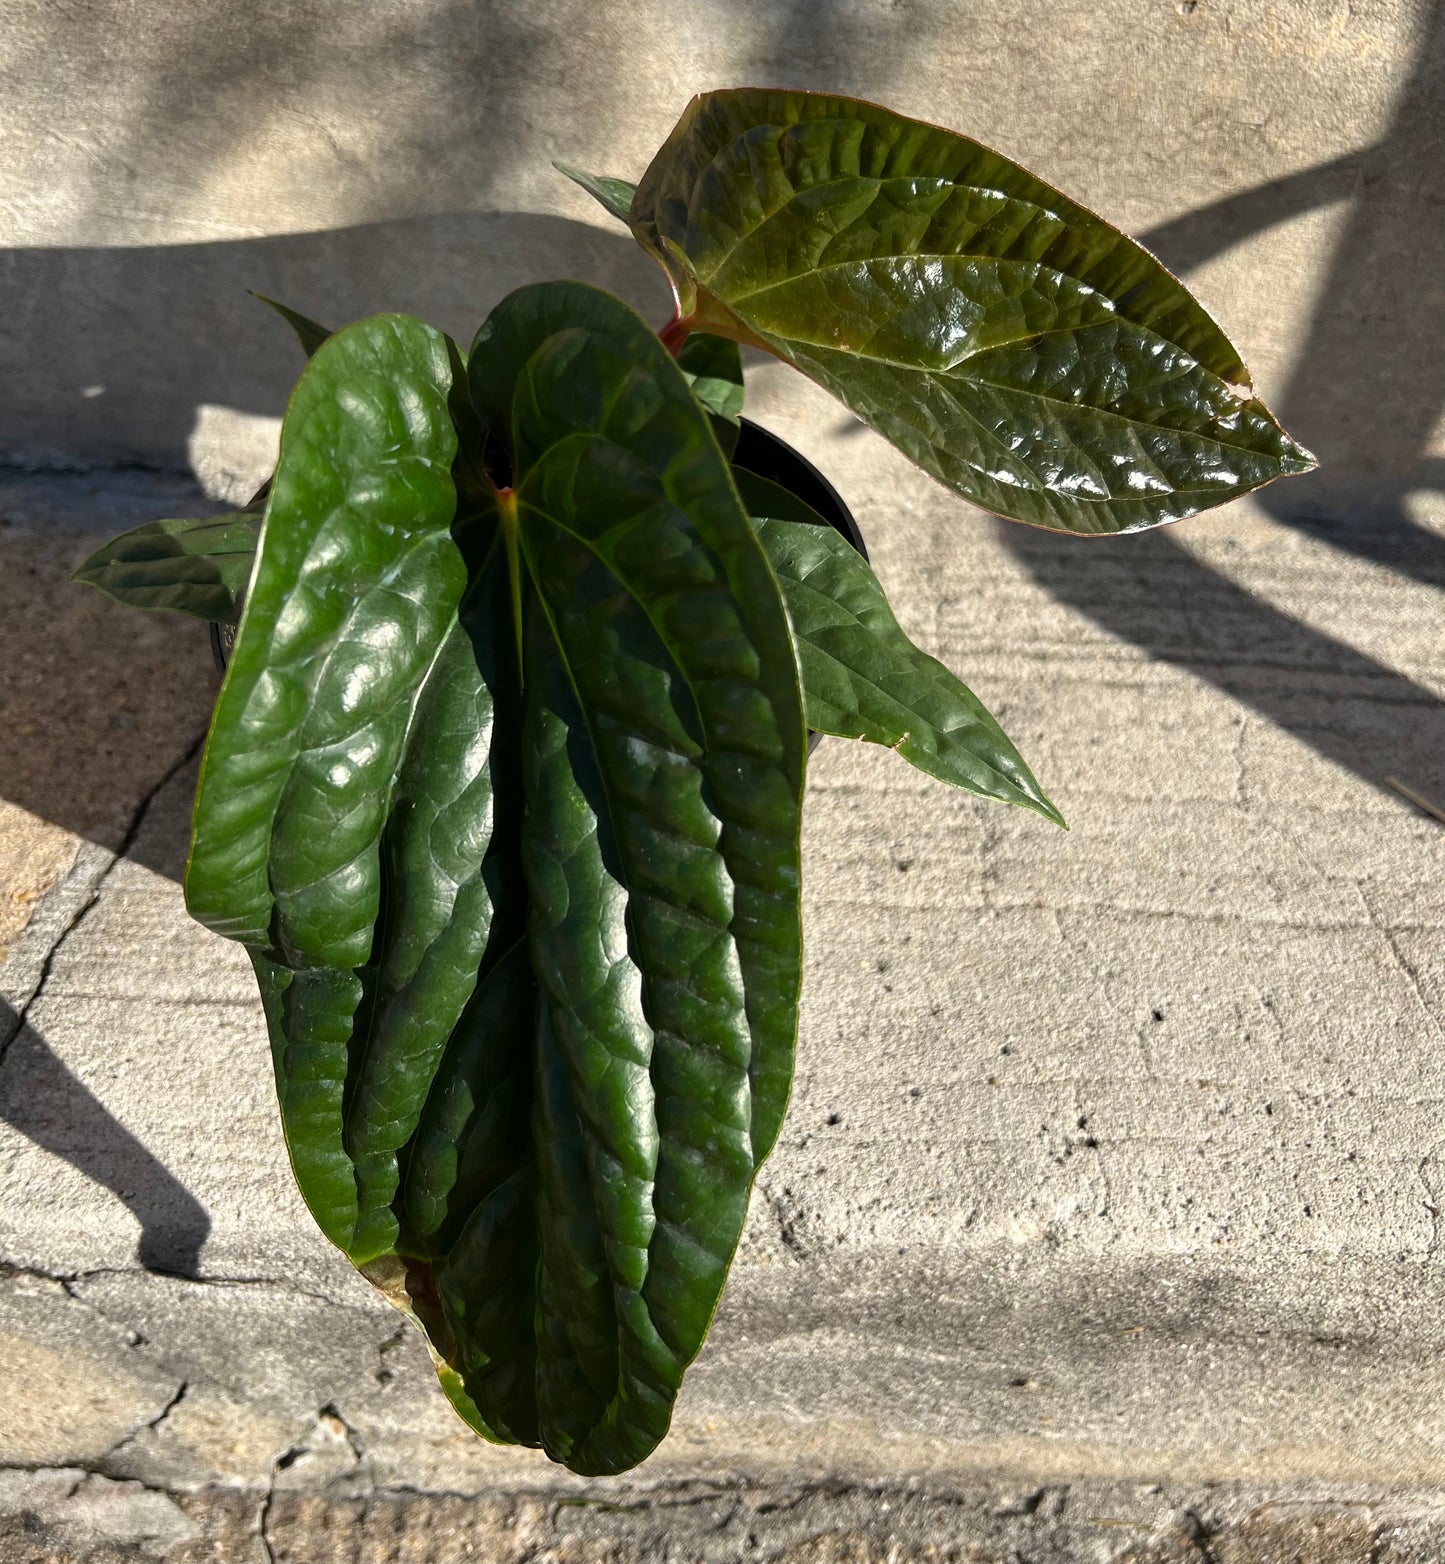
[473,281,806,1472]
[676,331,744,457]
[252,292,333,357]
[553,163,637,227]
[735,468,1063,825]
[344,538,525,1266]
[187,288,805,1476]
[187,313,497,1273]
[71,510,263,622]
[186,314,465,955]
[631,90,1316,535]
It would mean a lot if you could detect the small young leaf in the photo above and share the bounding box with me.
[250,292,333,357]
[552,163,636,226]
[735,468,1064,826]
[71,511,263,622]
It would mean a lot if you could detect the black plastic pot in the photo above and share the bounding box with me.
[730,417,864,753]
[209,418,864,676]
[208,612,234,675]
[732,417,868,563]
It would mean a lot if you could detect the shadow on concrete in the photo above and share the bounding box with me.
[0,211,665,471]
[737,0,917,99]
[998,521,1444,802]
[991,0,1445,806]
[5,0,1445,861]
[0,999,211,1278]
[1239,0,1445,580]
[0,505,217,883]
[1138,125,1445,588]
[0,210,662,885]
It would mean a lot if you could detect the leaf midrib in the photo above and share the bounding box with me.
[514,429,789,1444]
[721,249,1103,313]
[727,293,1265,447]
[784,339,1280,488]
[691,168,1045,283]
[513,502,666,1456]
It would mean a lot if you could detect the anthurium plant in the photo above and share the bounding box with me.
[74,89,1313,1475]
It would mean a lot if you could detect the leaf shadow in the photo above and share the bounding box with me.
[0,211,665,473]
[983,0,1445,809]
[0,210,662,887]
[0,999,212,1278]
[996,521,1445,806]
[1142,0,1445,589]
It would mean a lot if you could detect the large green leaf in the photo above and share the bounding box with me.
[631,90,1315,535]
[186,288,806,1476]
[471,282,806,1471]
[186,315,467,955]
[71,509,263,622]
[735,468,1062,824]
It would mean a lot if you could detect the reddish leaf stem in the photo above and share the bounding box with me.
[657,313,694,358]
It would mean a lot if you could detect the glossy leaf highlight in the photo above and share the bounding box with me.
[632,89,1315,534]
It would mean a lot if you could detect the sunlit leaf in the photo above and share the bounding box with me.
[632,90,1315,534]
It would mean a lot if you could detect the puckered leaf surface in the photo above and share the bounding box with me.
[631,89,1315,534]
[185,289,805,1476]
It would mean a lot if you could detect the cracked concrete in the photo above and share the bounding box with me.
[2,431,1441,1555]
[0,736,206,1079]
[4,0,1445,1544]
[4,1471,1445,1564]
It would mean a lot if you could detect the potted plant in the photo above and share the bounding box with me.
[72,89,1313,1476]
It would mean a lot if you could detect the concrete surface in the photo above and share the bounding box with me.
[4,0,1445,1555]
[4,0,1445,526]
[2,376,1442,1555]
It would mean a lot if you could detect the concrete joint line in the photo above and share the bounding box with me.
[1,1257,352,1324]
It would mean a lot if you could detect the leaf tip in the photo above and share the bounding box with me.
[552,163,636,226]
[1029,791,1068,830]
[250,292,332,358]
